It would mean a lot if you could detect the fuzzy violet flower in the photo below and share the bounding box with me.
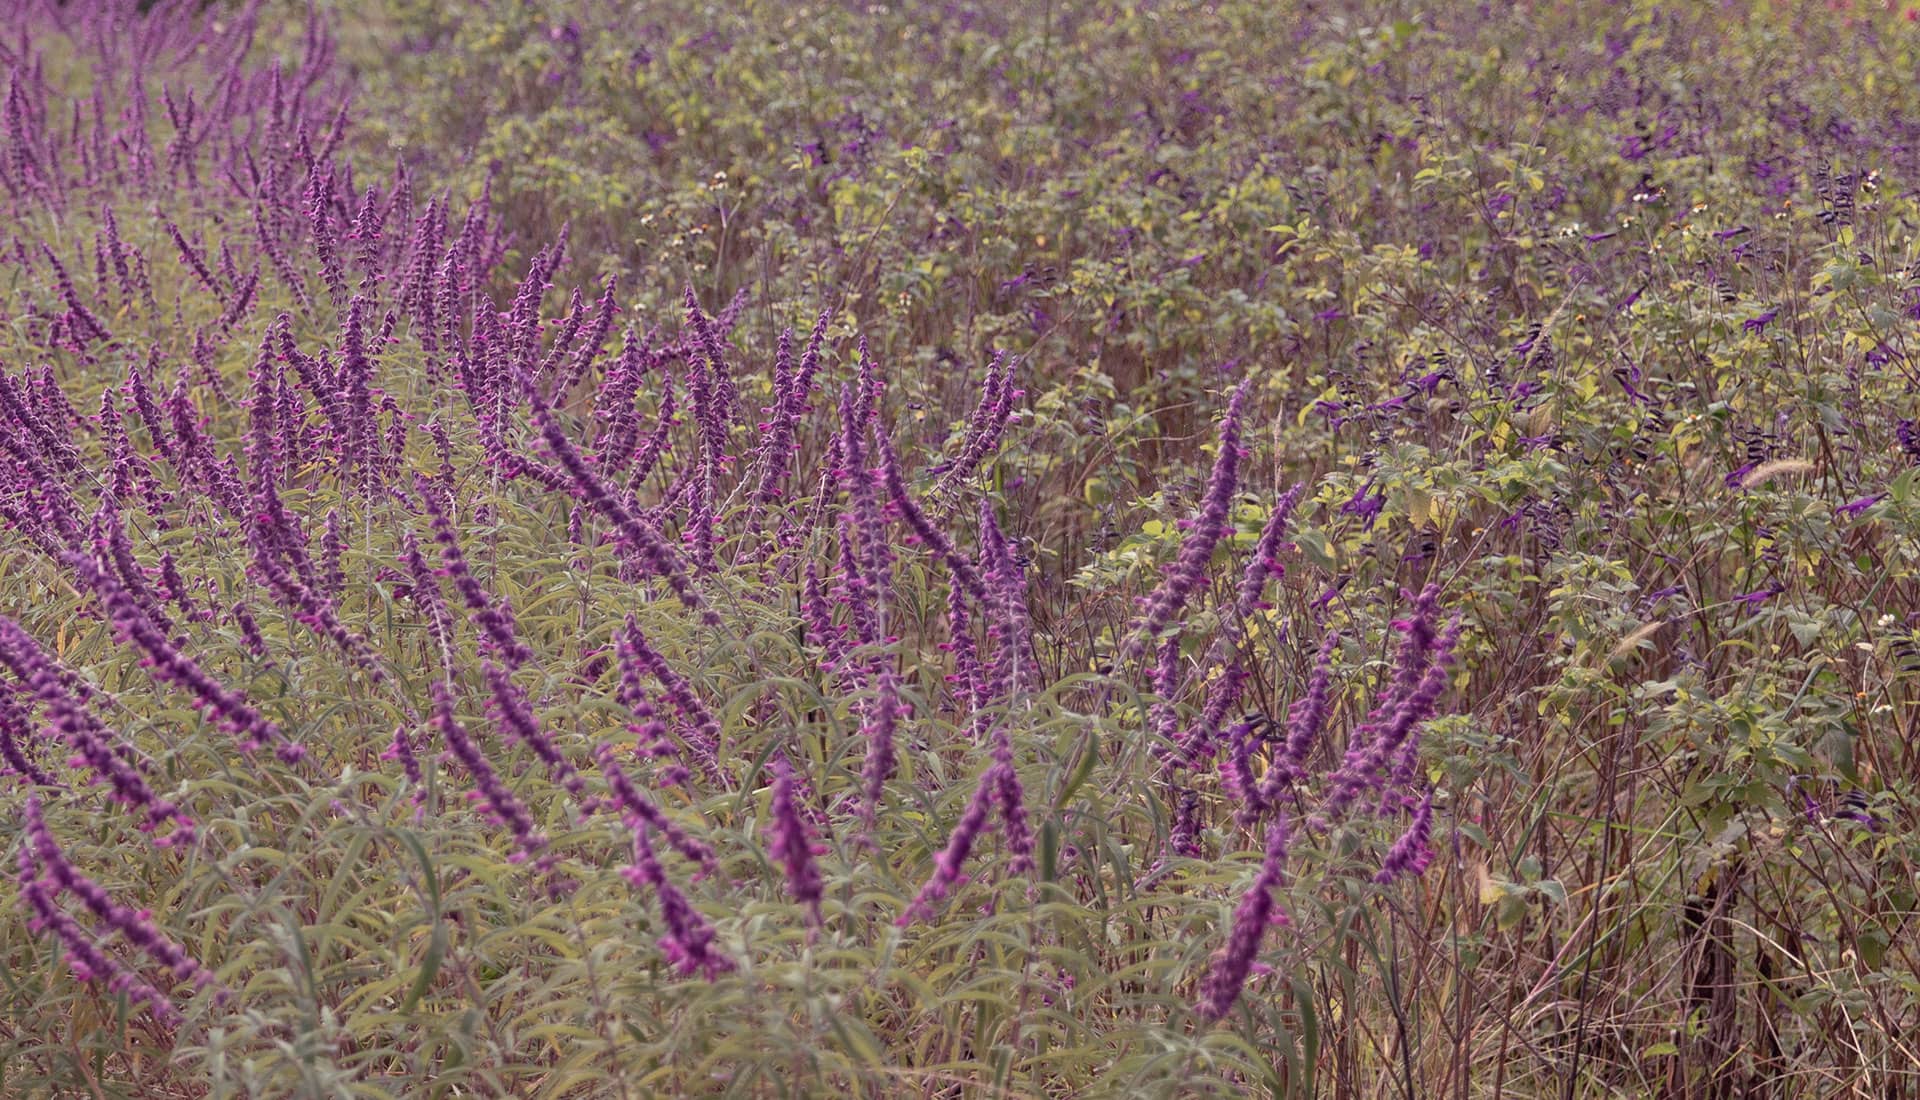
[767,756,825,928]
[1195,814,1291,1022]
[623,823,734,980]
[23,796,220,995]
[1121,378,1250,661]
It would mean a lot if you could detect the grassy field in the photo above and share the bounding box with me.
[0,1,1916,1096]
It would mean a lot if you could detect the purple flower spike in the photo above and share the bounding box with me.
[0,619,194,845]
[1835,494,1883,518]
[898,761,1001,926]
[991,729,1034,877]
[1374,788,1437,884]
[431,681,549,872]
[1266,631,1339,793]
[879,430,990,604]
[18,847,179,1027]
[1123,379,1250,660]
[24,797,219,994]
[768,757,824,928]
[593,741,715,871]
[624,824,733,979]
[424,485,535,669]
[483,660,589,807]
[859,667,902,834]
[66,554,306,765]
[1195,815,1291,1022]
[529,388,716,626]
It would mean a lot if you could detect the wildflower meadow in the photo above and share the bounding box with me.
[0,1,1916,1096]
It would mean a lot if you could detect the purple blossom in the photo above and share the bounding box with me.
[398,533,455,657]
[1374,788,1436,883]
[1149,636,1182,755]
[879,431,990,604]
[1836,494,1883,518]
[1323,605,1460,820]
[898,760,1001,926]
[768,757,824,928]
[24,797,218,993]
[381,725,425,810]
[594,741,715,871]
[931,351,1020,498]
[530,388,716,626]
[859,667,902,834]
[1195,815,1291,1021]
[423,489,535,669]
[1231,484,1304,621]
[991,728,1033,877]
[624,824,733,979]
[0,688,57,786]
[483,660,589,807]
[1340,482,1386,529]
[1268,631,1339,791]
[18,847,179,1027]
[1124,379,1250,659]
[431,681,551,873]
[0,619,192,843]
[67,554,306,764]
[620,617,723,785]
[1178,662,1246,767]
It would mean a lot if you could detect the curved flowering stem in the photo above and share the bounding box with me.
[0,618,194,845]
[768,756,824,930]
[528,385,717,628]
[430,680,550,874]
[1120,378,1251,663]
[1195,814,1291,1022]
[18,847,180,1027]
[24,796,221,996]
[897,760,1002,927]
[66,552,307,765]
[623,823,733,980]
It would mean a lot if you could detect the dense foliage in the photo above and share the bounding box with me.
[1,1,1916,1097]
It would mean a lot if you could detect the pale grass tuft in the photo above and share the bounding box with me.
[1606,620,1666,664]
[1739,459,1816,489]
